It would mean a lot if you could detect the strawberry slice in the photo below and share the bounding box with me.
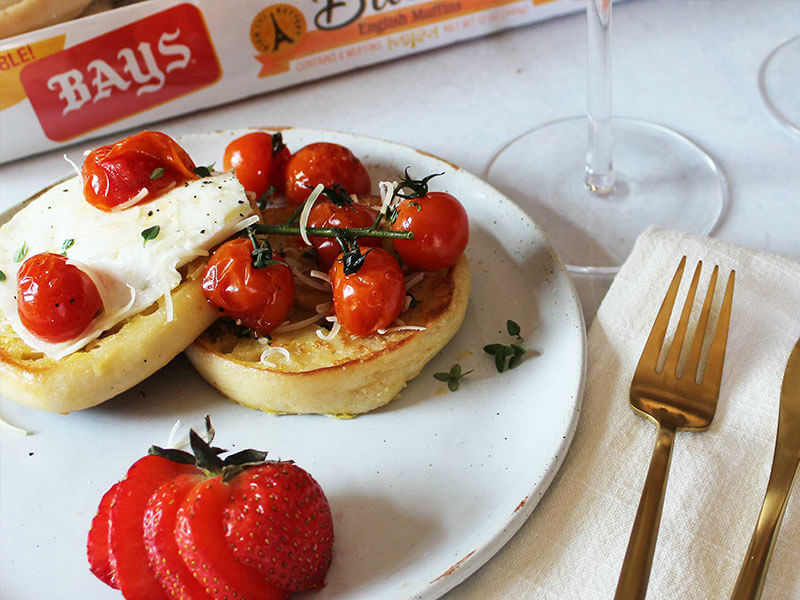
[87,481,121,589]
[175,476,289,600]
[224,464,334,592]
[110,455,200,600]
[143,474,211,600]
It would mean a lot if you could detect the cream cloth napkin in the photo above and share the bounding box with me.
[445,228,800,600]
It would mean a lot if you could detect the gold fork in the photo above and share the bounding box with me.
[614,257,736,600]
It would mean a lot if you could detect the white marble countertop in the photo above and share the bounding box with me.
[1,0,797,320]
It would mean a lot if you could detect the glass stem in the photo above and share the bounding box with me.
[585,0,615,195]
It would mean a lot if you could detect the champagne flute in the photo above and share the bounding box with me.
[759,34,800,136]
[487,0,729,275]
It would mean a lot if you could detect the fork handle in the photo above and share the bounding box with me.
[730,448,800,600]
[614,424,676,600]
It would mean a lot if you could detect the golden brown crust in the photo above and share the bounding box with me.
[0,276,216,413]
[185,255,470,416]
[0,0,92,38]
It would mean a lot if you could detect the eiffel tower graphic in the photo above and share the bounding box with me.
[270,12,295,52]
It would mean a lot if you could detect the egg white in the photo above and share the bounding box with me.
[0,172,255,360]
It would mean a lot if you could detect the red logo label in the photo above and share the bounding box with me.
[20,4,221,142]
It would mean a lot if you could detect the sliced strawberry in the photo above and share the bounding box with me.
[110,455,200,600]
[224,463,334,592]
[87,481,121,589]
[143,474,211,600]
[176,476,288,600]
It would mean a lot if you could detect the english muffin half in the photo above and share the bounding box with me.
[186,254,470,416]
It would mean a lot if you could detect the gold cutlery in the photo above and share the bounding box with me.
[730,337,800,600]
[614,257,735,600]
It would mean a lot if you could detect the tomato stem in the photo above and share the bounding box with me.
[251,224,413,240]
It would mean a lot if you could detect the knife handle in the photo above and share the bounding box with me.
[730,445,800,600]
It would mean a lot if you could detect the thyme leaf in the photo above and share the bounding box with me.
[507,319,522,340]
[246,226,283,269]
[141,225,160,246]
[149,167,165,180]
[257,186,277,210]
[13,242,28,262]
[61,238,75,256]
[0,270,5,282]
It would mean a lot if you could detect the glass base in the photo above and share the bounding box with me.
[486,117,728,275]
[759,35,800,135]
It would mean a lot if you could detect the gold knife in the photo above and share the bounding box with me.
[731,337,800,600]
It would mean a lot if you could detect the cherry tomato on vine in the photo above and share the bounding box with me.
[201,238,295,335]
[329,248,405,336]
[307,200,380,270]
[16,253,103,343]
[391,192,468,270]
[82,131,196,212]
[223,132,291,198]
[284,142,371,205]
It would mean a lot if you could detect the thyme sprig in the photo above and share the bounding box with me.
[251,223,413,241]
[246,226,284,269]
[484,319,534,372]
[434,363,473,392]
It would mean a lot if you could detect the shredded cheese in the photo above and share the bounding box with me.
[0,414,30,436]
[260,346,291,368]
[166,419,189,449]
[309,270,331,285]
[316,315,341,341]
[272,313,325,333]
[298,183,325,246]
[378,181,397,216]
[111,188,149,212]
[290,267,331,291]
[377,325,427,335]
[406,272,425,289]
[402,295,413,312]
[63,153,81,177]
[233,214,260,232]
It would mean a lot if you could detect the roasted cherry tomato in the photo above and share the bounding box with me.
[284,142,371,205]
[307,200,380,270]
[223,131,291,198]
[329,248,405,336]
[391,192,468,270]
[201,238,295,335]
[82,131,196,212]
[16,253,103,343]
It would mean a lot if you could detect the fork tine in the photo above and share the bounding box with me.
[664,261,702,376]
[636,256,687,372]
[701,270,735,393]
[685,265,719,381]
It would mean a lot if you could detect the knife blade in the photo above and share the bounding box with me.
[730,337,800,600]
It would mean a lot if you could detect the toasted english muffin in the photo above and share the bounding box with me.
[186,254,470,416]
[0,0,91,38]
[0,266,216,413]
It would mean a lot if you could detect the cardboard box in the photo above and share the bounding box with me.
[0,0,581,163]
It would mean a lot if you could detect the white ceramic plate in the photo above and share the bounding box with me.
[0,128,586,600]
